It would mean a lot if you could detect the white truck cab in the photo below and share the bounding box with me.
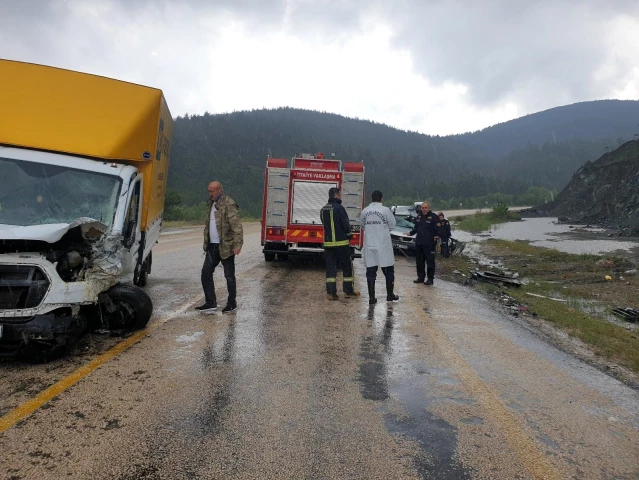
[0,60,172,358]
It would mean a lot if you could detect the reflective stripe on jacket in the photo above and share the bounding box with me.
[320,198,351,248]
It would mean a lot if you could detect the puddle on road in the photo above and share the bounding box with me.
[453,217,639,256]
[162,265,291,445]
[175,332,203,343]
[357,306,473,479]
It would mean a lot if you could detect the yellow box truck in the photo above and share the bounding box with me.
[0,60,173,358]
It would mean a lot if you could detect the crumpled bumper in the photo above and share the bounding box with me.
[0,314,87,357]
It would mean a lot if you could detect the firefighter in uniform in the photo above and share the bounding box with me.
[407,202,439,285]
[320,187,360,300]
[436,212,452,258]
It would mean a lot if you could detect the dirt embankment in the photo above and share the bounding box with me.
[526,140,639,236]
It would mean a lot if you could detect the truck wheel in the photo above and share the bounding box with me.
[264,253,275,261]
[103,284,153,330]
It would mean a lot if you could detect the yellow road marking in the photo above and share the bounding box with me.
[0,295,203,434]
[407,295,562,480]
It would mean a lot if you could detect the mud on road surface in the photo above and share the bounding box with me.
[1,224,639,479]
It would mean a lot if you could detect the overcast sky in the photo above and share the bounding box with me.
[2,0,638,135]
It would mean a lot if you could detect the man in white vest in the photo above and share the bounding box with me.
[361,190,400,305]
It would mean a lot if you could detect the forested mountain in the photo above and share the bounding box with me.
[167,101,639,217]
[454,100,639,158]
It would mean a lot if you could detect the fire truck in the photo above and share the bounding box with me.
[261,153,365,261]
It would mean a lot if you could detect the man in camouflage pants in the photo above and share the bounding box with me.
[196,181,244,314]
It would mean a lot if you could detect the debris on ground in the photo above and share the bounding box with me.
[450,237,466,255]
[526,292,567,303]
[612,308,639,322]
[596,259,615,267]
[493,291,534,318]
[471,270,522,288]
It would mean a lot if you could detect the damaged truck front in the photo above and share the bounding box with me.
[0,60,173,358]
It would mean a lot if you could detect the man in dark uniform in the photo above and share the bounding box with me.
[407,202,438,285]
[436,212,452,258]
[320,187,360,300]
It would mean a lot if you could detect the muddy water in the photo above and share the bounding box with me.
[453,217,639,257]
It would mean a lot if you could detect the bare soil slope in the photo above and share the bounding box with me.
[541,140,639,235]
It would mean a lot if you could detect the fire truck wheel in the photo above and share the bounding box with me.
[264,253,275,262]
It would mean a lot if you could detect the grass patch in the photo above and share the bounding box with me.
[454,206,521,232]
[483,239,633,280]
[507,290,639,372]
[486,239,601,263]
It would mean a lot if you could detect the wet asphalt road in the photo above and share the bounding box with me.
[1,224,639,479]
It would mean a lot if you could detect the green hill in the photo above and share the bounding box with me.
[166,101,639,217]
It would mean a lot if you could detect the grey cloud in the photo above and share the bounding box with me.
[380,0,639,109]
[189,0,639,110]
[1,0,637,117]
[0,0,224,117]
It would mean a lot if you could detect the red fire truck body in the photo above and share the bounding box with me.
[261,153,365,260]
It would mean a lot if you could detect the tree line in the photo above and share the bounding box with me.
[165,103,639,219]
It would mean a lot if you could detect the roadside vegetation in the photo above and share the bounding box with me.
[163,191,258,226]
[384,186,556,213]
[454,204,522,232]
[437,238,639,376]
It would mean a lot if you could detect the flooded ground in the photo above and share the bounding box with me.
[452,217,639,258]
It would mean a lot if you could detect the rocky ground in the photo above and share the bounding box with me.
[526,139,639,236]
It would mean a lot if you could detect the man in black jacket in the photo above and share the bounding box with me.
[408,202,439,285]
[320,187,360,300]
[436,212,452,258]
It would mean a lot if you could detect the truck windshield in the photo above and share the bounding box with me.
[0,157,122,227]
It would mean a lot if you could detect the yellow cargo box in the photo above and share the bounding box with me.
[0,59,173,230]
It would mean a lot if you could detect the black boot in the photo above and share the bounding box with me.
[386,278,399,302]
[367,278,377,305]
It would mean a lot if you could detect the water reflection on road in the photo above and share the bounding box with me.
[357,305,473,479]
